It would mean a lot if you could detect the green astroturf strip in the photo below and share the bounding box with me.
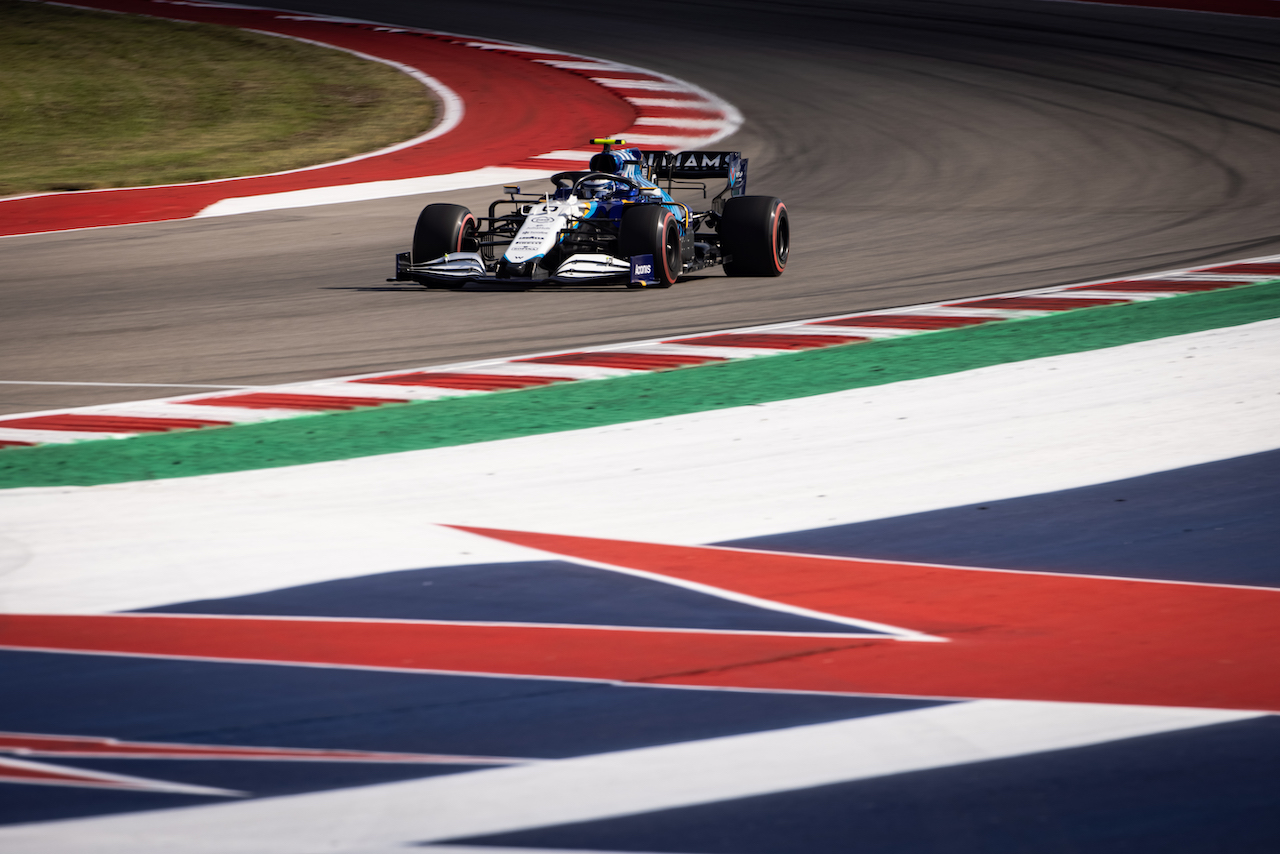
[2,280,1277,489]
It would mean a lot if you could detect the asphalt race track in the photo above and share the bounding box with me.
[3,0,1279,418]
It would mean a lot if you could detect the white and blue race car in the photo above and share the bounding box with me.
[392,139,788,288]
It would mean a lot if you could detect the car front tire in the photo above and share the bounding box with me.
[412,203,477,264]
[620,205,680,288]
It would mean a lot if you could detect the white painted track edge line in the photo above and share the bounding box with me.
[0,701,1259,852]
[447,539,946,642]
[69,611,899,640]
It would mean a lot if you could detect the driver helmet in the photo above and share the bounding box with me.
[579,178,616,199]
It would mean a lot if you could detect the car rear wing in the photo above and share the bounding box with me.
[642,150,748,209]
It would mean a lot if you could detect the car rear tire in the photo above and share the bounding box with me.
[412,203,477,264]
[620,205,680,288]
[719,196,788,277]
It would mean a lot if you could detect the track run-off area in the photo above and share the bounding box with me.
[1,1,1280,852]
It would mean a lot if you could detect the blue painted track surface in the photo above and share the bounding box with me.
[726,449,1280,588]
[451,717,1280,853]
[140,559,886,633]
[0,650,940,826]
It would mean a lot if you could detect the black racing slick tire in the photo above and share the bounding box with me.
[412,203,477,264]
[619,205,680,288]
[719,196,789,277]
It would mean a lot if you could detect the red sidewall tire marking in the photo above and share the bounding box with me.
[459,214,478,253]
[660,212,676,284]
[771,202,787,275]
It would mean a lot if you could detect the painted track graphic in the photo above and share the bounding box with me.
[1,310,1277,850]
[4,525,1278,712]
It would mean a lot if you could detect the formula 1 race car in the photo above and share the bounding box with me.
[391,139,788,288]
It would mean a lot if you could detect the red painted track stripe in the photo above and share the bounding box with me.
[0,612,846,690]
[516,352,728,370]
[946,296,1133,310]
[0,440,37,449]
[665,333,868,350]
[452,527,1280,712]
[178,393,407,411]
[1067,279,1247,292]
[6,531,1279,714]
[0,414,230,433]
[0,762,120,785]
[1199,262,1280,275]
[810,314,1001,330]
[0,732,497,764]
[354,372,574,390]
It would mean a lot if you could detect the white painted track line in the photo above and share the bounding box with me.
[0,700,1255,853]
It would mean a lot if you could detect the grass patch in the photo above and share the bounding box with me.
[1,281,1277,489]
[0,0,435,196]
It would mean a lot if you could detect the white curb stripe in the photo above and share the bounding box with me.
[193,168,553,218]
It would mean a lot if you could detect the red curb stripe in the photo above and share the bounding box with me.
[1200,262,1280,275]
[354,372,574,390]
[516,352,728,370]
[0,732,506,764]
[945,296,1134,310]
[635,105,728,119]
[1067,279,1249,293]
[177,393,407,411]
[0,414,230,433]
[810,314,1002,330]
[0,440,38,449]
[665,333,868,350]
